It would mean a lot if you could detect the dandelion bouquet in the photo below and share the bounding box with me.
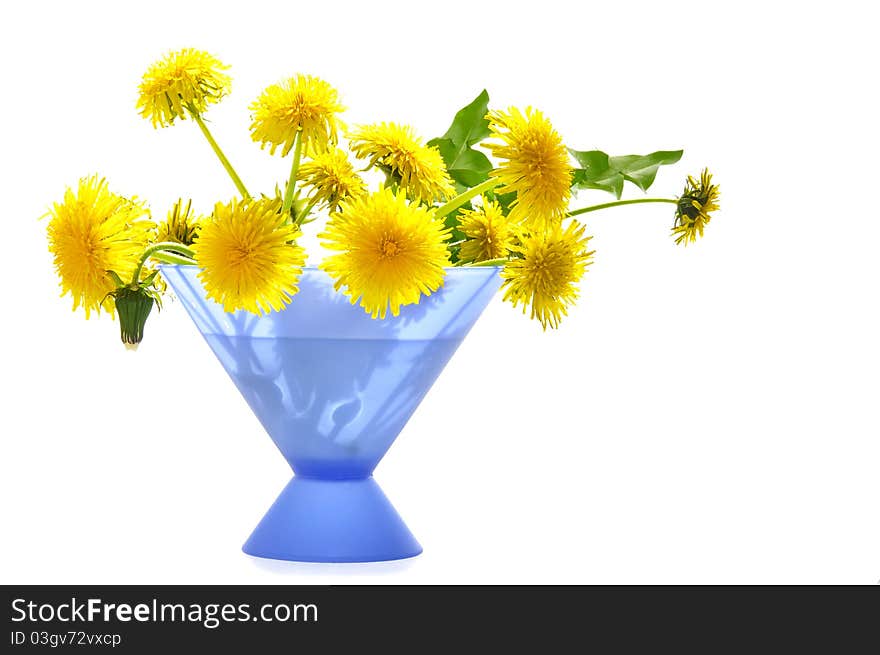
[42,49,720,562]
[46,48,719,346]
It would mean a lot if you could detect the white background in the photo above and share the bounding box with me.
[1,0,878,584]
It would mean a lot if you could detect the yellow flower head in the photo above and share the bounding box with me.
[349,122,454,204]
[137,48,231,128]
[156,198,202,246]
[193,198,306,315]
[319,187,451,318]
[46,176,155,318]
[299,148,366,212]
[457,198,517,264]
[485,107,573,230]
[249,74,344,156]
[672,168,720,245]
[501,220,594,330]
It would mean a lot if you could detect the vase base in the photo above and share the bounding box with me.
[242,476,422,563]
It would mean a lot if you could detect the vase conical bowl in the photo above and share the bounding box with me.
[161,265,502,562]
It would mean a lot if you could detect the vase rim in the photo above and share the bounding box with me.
[159,264,503,272]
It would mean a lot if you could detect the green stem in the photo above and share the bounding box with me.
[281,131,303,216]
[131,242,196,285]
[150,251,198,266]
[567,197,676,217]
[466,257,508,267]
[433,178,499,221]
[189,107,251,198]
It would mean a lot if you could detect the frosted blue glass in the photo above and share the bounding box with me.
[161,265,502,562]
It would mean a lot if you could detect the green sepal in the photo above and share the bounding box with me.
[105,270,126,288]
[140,269,160,286]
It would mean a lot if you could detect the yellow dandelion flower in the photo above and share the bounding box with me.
[485,107,573,229]
[137,48,231,128]
[672,169,720,245]
[349,122,454,204]
[156,198,202,246]
[249,74,344,156]
[319,187,451,318]
[193,199,306,315]
[501,220,594,330]
[457,198,517,264]
[46,176,154,318]
[299,148,366,211]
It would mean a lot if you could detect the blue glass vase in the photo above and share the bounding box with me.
[160,265,502,562]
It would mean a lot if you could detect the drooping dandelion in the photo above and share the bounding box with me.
[46,175,155,317]
[501,220,594,329]
[137,48,231,128]
[299,148,366,212]
[672,169,720,245]
[349,122,454,204]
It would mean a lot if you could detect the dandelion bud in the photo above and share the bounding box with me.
[113,286,156,349]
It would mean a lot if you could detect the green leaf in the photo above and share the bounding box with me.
[436,89,491,147]
[485,188,518,214]
[429,90,493,187]
[610,151,684,191]
[569,149,683,198]
[570,151,624,198]
[440,144,492,187]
